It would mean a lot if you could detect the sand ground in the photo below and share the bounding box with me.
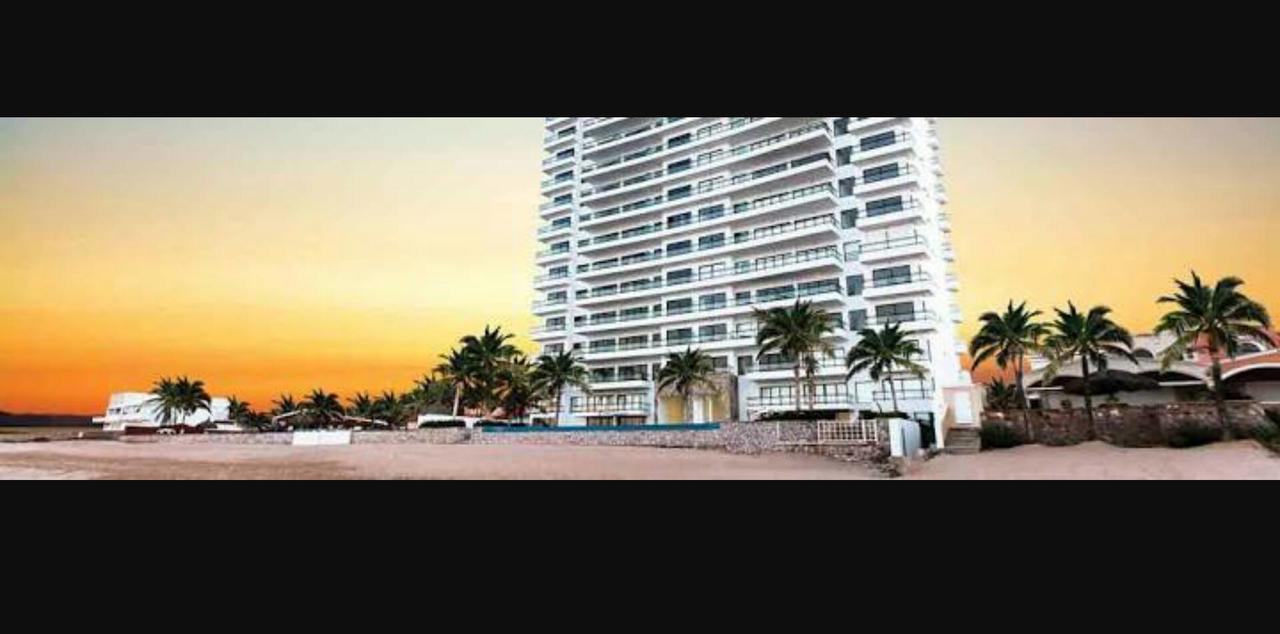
[0,441,878,480]
[902,441,1280,480]
[2,439,1278,480]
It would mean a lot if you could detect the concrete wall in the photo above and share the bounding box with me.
[983,402,1276,448]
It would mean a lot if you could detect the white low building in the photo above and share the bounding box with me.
[93,392,234,432]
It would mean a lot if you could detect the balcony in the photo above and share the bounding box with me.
[577,244,843,308]
[852,163,919,196]
[581,117,777,178]
[578,183,836,260]
[851,232,933,264]
[579,120,830,204]
[746,393,863,412]
[863,269,935,300]
[581,152,834,229]
[576,288,845,335]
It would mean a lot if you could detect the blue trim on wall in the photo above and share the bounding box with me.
[484,423,722,434]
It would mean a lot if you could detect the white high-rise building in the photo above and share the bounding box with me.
[532,117,974,440]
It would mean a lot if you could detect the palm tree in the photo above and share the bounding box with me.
[148,377,181,427]
[846,324,927,415]
[754,301,836,411]
[1155,272,1273,439]
[227,396,254,429]
[531,351,590,426]
[461,325,520,410]
[436,348,480,417]
[172,376,211,427]
[495,356,540,422]
[656,348,719,423]
[271,394,298,416]
[300,388,344,429]
[347,392,377,419]
[374,390,405,427]
[969,301,1049,438]
[985,378,1021,411]
[1042,303,1136,437]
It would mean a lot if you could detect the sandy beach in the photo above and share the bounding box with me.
[902,441,1280,480]
[0,441,880,480]
[3,438,1278,480]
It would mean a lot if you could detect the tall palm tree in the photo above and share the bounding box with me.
[531,351,591,426]
[436,348,480,417]
[172,376,212,426]
[1155,272,1273,439]
[461,325,520,410]
[656,348,719,423]
[1042,303,1136,437]
[301,388,344,429]
[969,301,1049,438]
[754,300,836,411]
[846,324,927,415]
[148,377,181,427]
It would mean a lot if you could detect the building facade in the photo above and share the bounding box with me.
[93,392,232,432]
[1026,332,1280,407]
[532,117,973,434]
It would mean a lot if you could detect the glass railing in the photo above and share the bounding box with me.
[584,153,832,225]
[581,280,843,327]
[581,120,828,197]
[578,241,840,303]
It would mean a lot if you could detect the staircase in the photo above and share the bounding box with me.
[945,426,981,455]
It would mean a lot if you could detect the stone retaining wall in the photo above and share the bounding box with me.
[984,402,1275,448]
[119,421,890,460]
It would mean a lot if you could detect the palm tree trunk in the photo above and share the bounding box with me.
[793,364,803,415]
[889,379,900,416]
[1016,353,1033,442]
[452,384,462,418]
[1211,359,1232,440]
[555,387,563,428]
[1081,357,1096,439]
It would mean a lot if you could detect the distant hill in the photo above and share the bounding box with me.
[0,412,94,427]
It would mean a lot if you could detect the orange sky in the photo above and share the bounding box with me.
[2,117,1278,414]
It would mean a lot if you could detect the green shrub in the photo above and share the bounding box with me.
[980,422,1025,450]
[1167,421,1223,449]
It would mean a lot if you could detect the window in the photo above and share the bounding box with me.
[667,240,692,257]
[847,275,865,296]
[866,196,905,217]
[667,328,694,345]
[667,298,693,315]
[860,131,897,152]
[667,158,692,174]
[667,268,693,285]
[863,164,901,183]
[698,205,725,221]
[668,185,692,200]
[698,234,725,251]
[849,310,868,330]
[872,265,913,287]
[876,302,917,323]
[699,293,727,311]
[699,324,728,341]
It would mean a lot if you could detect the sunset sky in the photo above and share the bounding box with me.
[2,118,1278,414]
